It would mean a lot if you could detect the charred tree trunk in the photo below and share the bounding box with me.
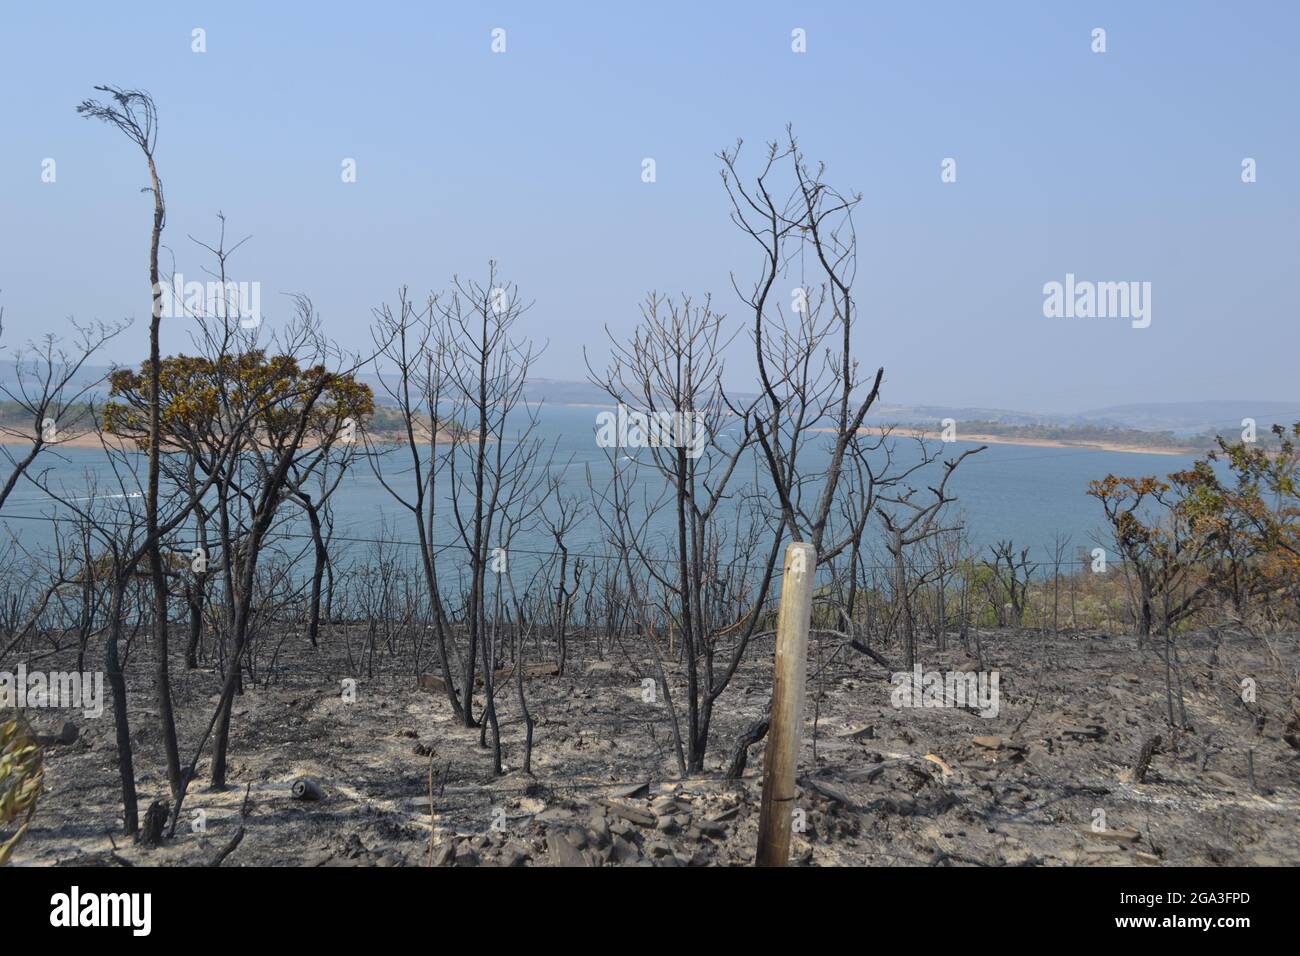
[104,580,139,834]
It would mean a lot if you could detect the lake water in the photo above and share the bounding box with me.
[0,404,1202,580]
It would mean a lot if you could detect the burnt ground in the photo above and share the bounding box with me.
[9,625,1300,867]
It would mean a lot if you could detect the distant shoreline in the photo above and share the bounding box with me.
[855,425,1200,456]
[543,406,1207,456]
[0,419,1202,457]
[0,426,462,451]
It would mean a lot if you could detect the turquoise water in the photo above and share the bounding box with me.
[0,404,1202,576]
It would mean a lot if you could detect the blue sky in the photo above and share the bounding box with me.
[1,1,1296,413]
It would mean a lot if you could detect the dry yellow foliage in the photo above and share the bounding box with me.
[0,714,44,865]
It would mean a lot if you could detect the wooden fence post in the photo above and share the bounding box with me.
[756,541,816,867]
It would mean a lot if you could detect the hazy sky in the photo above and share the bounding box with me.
[1,1,1296,414]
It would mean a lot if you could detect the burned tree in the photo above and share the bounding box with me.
[76,85,183,795]
[590,292,769,772]
[368,290,465,719]
[876,445,983,668]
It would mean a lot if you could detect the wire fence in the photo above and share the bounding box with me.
[0,504,1133,580]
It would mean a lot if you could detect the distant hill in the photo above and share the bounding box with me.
[473,385,1300,437]
[0,361,114,396]
[359,375,615,408]
[862,403,1043,428]
[801,398,1300,437]
[520,378,615,406]
[1069,401,1300,436]
[3,364,1296,438]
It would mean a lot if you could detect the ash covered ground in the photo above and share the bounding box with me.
[12,626,1300,867]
